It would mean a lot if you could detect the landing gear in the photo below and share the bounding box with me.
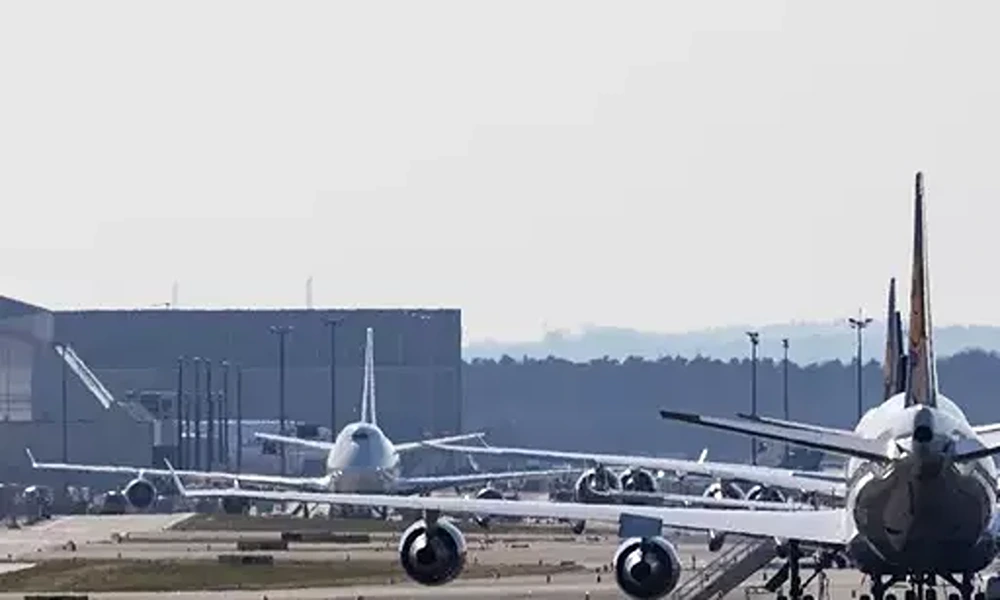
[765,540,818,600]
[864,572,981,600]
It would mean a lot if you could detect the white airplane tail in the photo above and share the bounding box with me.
[360,327,377,425]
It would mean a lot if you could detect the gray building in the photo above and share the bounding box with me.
[0,296,463,484]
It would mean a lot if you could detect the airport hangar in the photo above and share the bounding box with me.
[0,295,463,487]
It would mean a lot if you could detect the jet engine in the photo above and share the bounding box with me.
[574,466,620,503]
[221,496,250,515]
[122,477,156,510]
[398,518,467,586]
[613,536,682,599]
[619,468,657,493]
[703,480,744,552]
[745,484,786,504]
[471,487,503,529]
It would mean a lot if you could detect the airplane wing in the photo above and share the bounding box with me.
[167,463,847,545]
[25,449,328,489]
[394,432,487,453]
[254,433,335,451]
[660,410,892,462]
[422,442,846,497]
[395,468,578,494]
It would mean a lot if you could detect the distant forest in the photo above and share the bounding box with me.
[460,350,1000,462]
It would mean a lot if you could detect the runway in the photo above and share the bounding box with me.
[0,513,193,560]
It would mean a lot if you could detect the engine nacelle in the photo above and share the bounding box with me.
[613,536,682,599]
[472,487,503,529]
[707,530,726,552]
[703,480,743,552]
[745,484,786,504]
[221,496,250,515]
[98,490,128,515]
[398,518,467,586]
[574,466,620,503]
[703,480,745,501]
[619,468,657,493]
[123,477,156,510]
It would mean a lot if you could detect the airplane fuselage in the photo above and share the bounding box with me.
[845,393,998,575]
[324,422,402,493]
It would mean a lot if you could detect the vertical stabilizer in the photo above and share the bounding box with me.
[360,327,378,425]
[904,172,938,407]
[882,278,902,400]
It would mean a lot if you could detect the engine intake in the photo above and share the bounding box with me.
[619,468,657,493]
[575,466,620,503]
[613,536,682,599]
[123,477,156,510]
[745,484,786,504]
[398,518,467,586]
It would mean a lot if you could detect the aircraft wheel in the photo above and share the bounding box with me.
[860,595,872,600]
[906,590,917,600]
[948,593,960,600]
[887,594,897,600]
[925,589,937,600]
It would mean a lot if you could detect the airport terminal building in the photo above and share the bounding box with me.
[0,296,463,484]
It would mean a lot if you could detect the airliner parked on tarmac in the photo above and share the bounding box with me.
[174,173,1000,600]
[27,327,571,513]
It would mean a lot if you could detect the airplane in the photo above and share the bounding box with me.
[26,327,574,515]
[171,172,1000,600]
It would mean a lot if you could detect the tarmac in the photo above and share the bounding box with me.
[0,513,943,600]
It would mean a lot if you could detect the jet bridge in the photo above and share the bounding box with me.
[54,343,114,410]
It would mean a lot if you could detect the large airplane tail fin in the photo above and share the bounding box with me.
[882,278,906,400]
[904,172,938,408]
[360,327,378,425]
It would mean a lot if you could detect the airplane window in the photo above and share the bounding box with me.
[351,431,369,441]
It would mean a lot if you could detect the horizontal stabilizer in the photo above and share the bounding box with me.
[737,413,853,436]
[394,432,487,453]
[953,440,1000,463]
[254,432,335,451]
[660,410,892,462]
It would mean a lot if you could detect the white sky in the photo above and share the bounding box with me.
[2,1,999,343]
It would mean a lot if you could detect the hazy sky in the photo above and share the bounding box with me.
[2,1,1000,342]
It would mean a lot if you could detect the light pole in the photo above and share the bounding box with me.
[269,325,293,476]
[848,311,873,421]
[236,364,243,474]
[221,361,230,470]
[205,359,214,470]
[746,331,760,466]
[59,343,69,463]
[176,357,185,469]
[323,318,340,440]
[193,357,202,471]
[781,338,790,464]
